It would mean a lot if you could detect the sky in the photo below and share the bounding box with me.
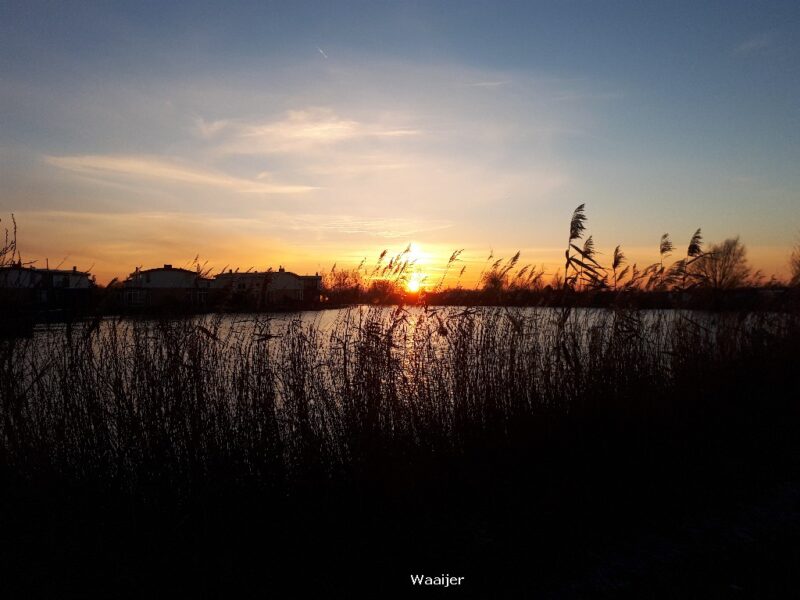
[1,0,799,285]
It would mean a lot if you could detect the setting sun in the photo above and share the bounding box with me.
[404,243,428,292]
[406,271,425,293]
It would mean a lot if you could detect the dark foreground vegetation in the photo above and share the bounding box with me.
[2,305,800,598]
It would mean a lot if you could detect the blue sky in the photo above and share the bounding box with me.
[1,1,798,282]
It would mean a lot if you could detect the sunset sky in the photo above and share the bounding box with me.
[1,1,799,284]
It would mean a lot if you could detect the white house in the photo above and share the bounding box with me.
[211,266,322,306]
[0,265,92,290]
[123,264,212,307]
[0,265,93,310]
[0,266,42,289]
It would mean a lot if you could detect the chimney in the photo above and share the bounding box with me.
[164,264,172,270]
[72,266,77,273]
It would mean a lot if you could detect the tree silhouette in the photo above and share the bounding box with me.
[689,236,752,289]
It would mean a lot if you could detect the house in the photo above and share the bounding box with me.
[120,263,321,310]
[1,264,92,289]
[211,266,322,308]
[263,267,323,304]
[0,264,94,314]
[211,270,272,309]
[123,264,212,309]
[0,264,43,290]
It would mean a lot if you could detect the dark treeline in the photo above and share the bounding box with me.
[3,207,800,327]
[324,205,800,310]
[336,283,800,311]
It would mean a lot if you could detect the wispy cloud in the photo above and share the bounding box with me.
[283,214,453,238]
[549,91,624,102]
[44,154,316,194]
[303,160,413,176]
[733,33,774,56]
[464,80,511,88]
[194,118,230,138]
[218,108,422,155]
[13,208,454,282]
[21,209,452,240]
